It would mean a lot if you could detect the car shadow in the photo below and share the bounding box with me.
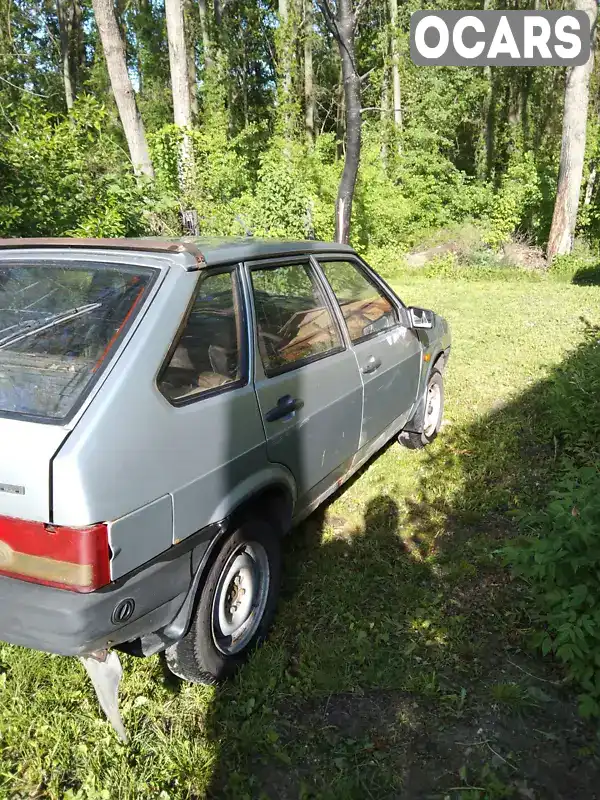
[198,318,600,799]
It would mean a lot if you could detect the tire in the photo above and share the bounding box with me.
[164,518,281,684]
[399,369,444,450]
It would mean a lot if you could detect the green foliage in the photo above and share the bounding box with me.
[483,152,542,249]
[0,96,151,238]
[504,324,600,716]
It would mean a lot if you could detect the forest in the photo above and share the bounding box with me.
[1,0,599,271]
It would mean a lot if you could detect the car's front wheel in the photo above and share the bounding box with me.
[399,368,444,450]
[165,518,281,684]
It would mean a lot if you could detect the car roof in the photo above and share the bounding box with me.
[0,237,355,269]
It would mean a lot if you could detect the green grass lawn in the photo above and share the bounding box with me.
[1,275,600,800]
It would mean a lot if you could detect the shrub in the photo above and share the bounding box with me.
[504,324,600,717]
[483,151,541,249]
[0,96,151,238]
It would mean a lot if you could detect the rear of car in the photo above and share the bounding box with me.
[0,251,157,595]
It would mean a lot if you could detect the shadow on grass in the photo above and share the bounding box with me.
[572,262,600,285]
[201,320,600,799]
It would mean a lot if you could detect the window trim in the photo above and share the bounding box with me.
[314,253,405,347]
[246,256,347,379]
[156,263,249,407]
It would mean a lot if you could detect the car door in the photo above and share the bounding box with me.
[316,256,423,449]
[246,256,363,502]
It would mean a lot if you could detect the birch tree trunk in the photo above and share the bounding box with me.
[57,0,75,110]
[92,0,154,178]
[165,0,194,193]
[389,0,401,151]
[304,0,315,144]
[547,0,597,261]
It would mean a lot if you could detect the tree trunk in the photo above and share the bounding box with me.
[278,0,294,137]
[304,0,315,144]
[57,0,75,110]
[335,61,344,159]
[198,0,212,67]
[389,0,401,151]
[92,0,154,178]
[380,64,389,168]
[318,0,361,244]
[165,0,194,192]
[584,165,597,205]
[184,0,198,118]
[547,0,597,262]
[73,0,86,91]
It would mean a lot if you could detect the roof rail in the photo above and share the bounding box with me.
[0,238,205,269]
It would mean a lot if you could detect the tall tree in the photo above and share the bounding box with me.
[56,0,75,109]
[165,0,194,191]
[184,0,198,118]
[92,0,154,178]
[198,0,212,68]
[317,0,362,244]
[547,0,598,261]
[277,0,297,137]
[388,0,401,149]
[304,0,315,144]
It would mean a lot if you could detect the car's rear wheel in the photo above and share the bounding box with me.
[165,518,281,684]
[399,368,444,450]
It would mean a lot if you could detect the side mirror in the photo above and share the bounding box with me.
[409,306,435,329]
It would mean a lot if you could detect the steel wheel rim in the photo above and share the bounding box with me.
[211,541,270,655]
[423,382,441,438]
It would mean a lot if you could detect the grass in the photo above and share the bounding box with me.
[2,275,600,798]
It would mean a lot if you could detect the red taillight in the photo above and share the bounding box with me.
[0,516,110,593]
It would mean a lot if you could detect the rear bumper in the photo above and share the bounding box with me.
[0,546,193,656]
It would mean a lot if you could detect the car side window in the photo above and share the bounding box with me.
[318,259,398,344]
[158,270,243,403]
[250,261,343,376]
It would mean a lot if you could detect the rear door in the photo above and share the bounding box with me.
[246,257,363,501]
[316,256,422,448]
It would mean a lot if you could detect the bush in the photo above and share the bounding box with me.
[0,96,152,238]
[483,152,541,249]
[504,324,600,717]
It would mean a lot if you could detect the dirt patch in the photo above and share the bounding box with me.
[258,686,600,799]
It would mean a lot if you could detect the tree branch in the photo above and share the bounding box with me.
[354,0,368,24]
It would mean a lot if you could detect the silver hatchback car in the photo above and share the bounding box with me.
[0,237,450,733]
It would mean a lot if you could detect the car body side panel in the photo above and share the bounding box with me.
[168,384,278,542]
[354,324,423,447]
[108,494,173,580]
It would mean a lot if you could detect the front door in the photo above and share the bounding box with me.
[316,257,422,448]
[247,257,363,500]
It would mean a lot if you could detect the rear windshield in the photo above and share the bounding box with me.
[0,261,155,421]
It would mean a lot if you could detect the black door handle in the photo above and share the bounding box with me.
[265,394,304,422]
[362,356,382,375]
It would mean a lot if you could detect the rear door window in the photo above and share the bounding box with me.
[0,261,155,421]
[158,270,244,403]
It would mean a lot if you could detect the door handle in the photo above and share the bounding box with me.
[265,394,304,422]
[362,356,382,375]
